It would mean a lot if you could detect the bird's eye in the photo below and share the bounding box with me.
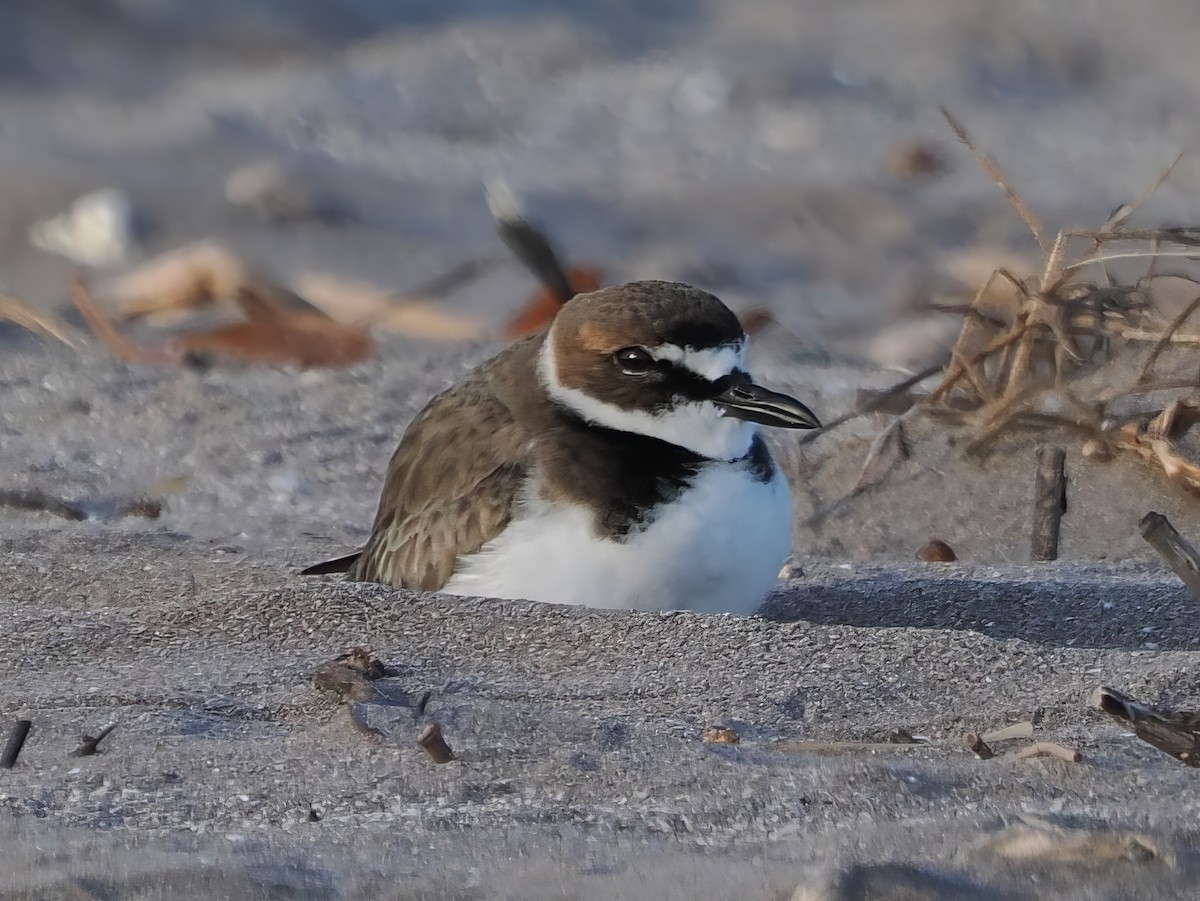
[613,346,656,376]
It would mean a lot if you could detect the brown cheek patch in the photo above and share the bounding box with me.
[576,321,619,354]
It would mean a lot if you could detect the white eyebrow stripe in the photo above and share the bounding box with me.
[650,343,744,381]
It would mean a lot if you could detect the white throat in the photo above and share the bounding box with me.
[538,332,757,461]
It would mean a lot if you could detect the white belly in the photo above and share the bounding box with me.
[441,461,792,615]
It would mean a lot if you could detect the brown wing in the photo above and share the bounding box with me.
[347,344,534,591]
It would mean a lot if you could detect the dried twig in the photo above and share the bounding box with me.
[71,723,117,757]
[1031,446,1067,562]
[1137,292,1200,384]
[940,107,1045,254]
[1,719,32,769]
[1014,741,1082,763]
[70,273,174,364]
[1139,512,1200,600]
[0,291,81,346]
[800,364,942,445]
[852,419,911,494]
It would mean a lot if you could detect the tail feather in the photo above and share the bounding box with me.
[300,551,362,576]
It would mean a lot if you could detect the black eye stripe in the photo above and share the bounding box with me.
[649,365,739,405]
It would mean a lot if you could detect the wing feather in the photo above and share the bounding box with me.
[348,343,535,590]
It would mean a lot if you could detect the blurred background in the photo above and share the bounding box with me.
[5,0,1200,356]
[7,0,1200,561]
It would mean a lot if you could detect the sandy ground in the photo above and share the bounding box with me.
[5,1,1200,898]
[4,530,1200,899]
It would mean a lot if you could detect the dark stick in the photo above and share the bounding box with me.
[71,723,117,757]
[2,719,32,769]
[1139,512,1200,600]
[1031,446,1067,562]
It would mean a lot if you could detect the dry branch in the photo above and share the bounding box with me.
[1138,512,1200,600]
[1091,686,1200,766]
[801,364,942,445]
[940,107,1044,253]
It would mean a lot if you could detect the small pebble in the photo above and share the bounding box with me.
[917,539,957,563]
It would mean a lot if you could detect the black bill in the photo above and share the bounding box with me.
[714,374,821,429]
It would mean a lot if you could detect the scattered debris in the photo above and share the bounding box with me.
[0,488,162,522]
[963,732,994,759]
[0,291,81,347]
[981,721,1034,743]
[91,239,489,352]
[1,719,31,769]
[978,822,1163,867]
[917,539,957,563]
[417,723,455,763]
[1013,741,1082,763]
[102,241,254,325]
[1091,686,1200,766]
[72,723,118,758]
[1031,445,1067,562]
[1139,511,1200,600]
[295,272,487,341]
[71,270,374,369]
[1118,400,1200,495]
[29,188,135,266]
[312,649,386,703]
[702,726,739,745]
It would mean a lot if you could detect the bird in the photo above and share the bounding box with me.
[303,280,821,614]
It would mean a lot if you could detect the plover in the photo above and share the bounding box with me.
[304,280,820,614]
